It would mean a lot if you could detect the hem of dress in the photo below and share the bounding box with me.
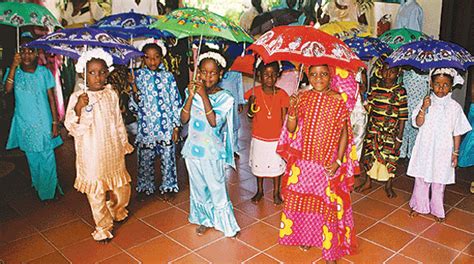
[188,199,240,237]
[74,170,131,195]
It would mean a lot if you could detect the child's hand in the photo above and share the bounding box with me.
[325,162,339,179]
[52,123,59,138]
[74,92,89,115]
[289,94,299,109]
[172,127,180,143]
[11,53,21,68]
[451,154,458,168]
[238,104,244,113]
[127,71,135,85]
[187,81,199,97]
[421,96,431,111]
[248,95,256,106]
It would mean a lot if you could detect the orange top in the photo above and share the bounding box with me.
[245,86,289,141]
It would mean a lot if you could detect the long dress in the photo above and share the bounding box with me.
[276,90,357,261]
[400,70,429,159]
[363,83,408,181]
[181,89,240,237]
[459,103,474,167]
[407,94,471,184]
[4,66,63,200]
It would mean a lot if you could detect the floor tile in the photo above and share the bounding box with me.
[235,199,282,220]
[142,207,189,233]
[196,238,258,263]
[168,189,190,206]
[98,253,140,264]
[167,224,223,250]
[112,220,161,249]
[455,196,474,213]
[262,212,282,229]
[446,182,471,195]
[234,209,258,229]
[421,224,472,251]
[368,187,411,207]
[345,238,393,263]
[27,251,70,264]
[452,253,474,264]
[238,222,278,251]
[227,184,255,206]
[244,253,280,264]
[353,212,377,234]
[464,241,473,256]
[444,209,474,233]
[171,253,209,264]
[128,236,189,263]
[265,244,320,263]
[41,219,91,249]
[392,175,415,193]
[176,201,190,213]
[444,190,467,207]
[0,234,55,263]
[359,222,415,251]
[384,254,419,264]
[0,217,37,244]
[128,198,172,219]
[382,208,434,234]
[24,202,79,231]
[0,202,20,222]
[352,197,397,220]
[400,237,458,263]
[350,192,365,203]
[61,238,122,263]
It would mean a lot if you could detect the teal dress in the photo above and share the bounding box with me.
[459,104,474,167]
[4,65,63,200]
[181,89,240,237]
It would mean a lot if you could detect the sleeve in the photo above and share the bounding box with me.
[43,67,55,90]
[398,87,408,121]
[64,92,94,137]
[148,0,159,16]
[111,0,122,14]
[90,2,106,21]
[235,72,245,105]
[411,100,423,128]
[112,92,134,154]
[215,94,235,130]
[453,105,472,136]
[168,73,183,128]
[244,87,253,100]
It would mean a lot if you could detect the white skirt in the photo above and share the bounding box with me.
[249,138,286,177]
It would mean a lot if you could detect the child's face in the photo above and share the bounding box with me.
[19,47,38,67]
[260,66,278,89]
[86,59,108,91]
[143,47,162,71]
[198,59,221,89]
[431,75,452,98]
[308,65,330,91]
[381,64,399,84]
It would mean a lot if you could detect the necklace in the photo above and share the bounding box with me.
[85,92,103,112]
[261,87,276,119]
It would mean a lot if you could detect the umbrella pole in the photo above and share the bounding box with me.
[295,64,304,95]
[192,34,203,81]
[83,45,88,93]
[16,26,19,52]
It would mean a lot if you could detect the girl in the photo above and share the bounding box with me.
[129,40,182,201]
[64,48,133,243]
[3,33,63,202]
[245,61,289,205]
[357,63,408,198]
[180,48,240,238]
[407,68,471,222]
[277,65,356,263]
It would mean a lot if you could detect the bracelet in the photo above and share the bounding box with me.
[52,121,58,125]
[181,108,190,114]
[6,78,14,84]
[205,109,214,115]
[395,137,403,143]
[335,159,342,166]
[247,112,255,118]
[452,152,459,156]
[287,115,296,120]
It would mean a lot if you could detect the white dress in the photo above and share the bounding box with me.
[111,0,159,16]
[407,93,471,184]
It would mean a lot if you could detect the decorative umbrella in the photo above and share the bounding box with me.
[344,36,392,61]
[0,2,62,50]
[250,8,303,36]
[248,25,365,71]
[386,39,474,71]
[319,21,371,41]
[26,27,142,64]
[379,28,430,50]
[93,11,173,39]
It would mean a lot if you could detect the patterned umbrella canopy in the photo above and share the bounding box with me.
[26,27,142,64]
[319,21,371,41]
[248,25,365,71]
[0,2,61,29]
[149,8,253,43]
[386,39,474,71]
[93,11,173,39]
[379,28,430,50]
[344,36,392,61]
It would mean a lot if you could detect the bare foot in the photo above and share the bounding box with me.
[409,209,419,218]
[435,217,445,223]
[231,231,240,239]
[384,181,397,199]
[355,178,372,193]
[251,192,264,204]
[196,225,209,236]
[97,238,111,244]
[273,193,283,205]
[326,260,337,264]
[299,245,311,252]
[163,192,176,202]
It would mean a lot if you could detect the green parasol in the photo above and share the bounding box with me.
[378,28,430,50]
[0,2,62,51]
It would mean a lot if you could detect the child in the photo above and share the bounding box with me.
[180,48,240,237]
[357,63,408,198]
[64,48,133,242]
[129,40,182,201]
[245,61,289,205]
[407,68,471,222]
[3,32,63,202]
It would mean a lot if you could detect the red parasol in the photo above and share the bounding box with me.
[247,25,365,71]
[229,54,255,75]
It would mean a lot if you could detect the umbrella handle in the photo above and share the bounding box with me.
[192,34,203,82]
[16,26,19,53]
[294,64,304,95]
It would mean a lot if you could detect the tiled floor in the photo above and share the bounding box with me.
[0,112,473,264]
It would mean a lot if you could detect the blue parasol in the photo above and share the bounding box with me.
[92,11,173,39]
[25,27,142,64]
[344,36,392,61]
[386,39,474,71]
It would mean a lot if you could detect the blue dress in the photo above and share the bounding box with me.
[4,65,63,200]
[182,89,240,237]
[459,104,474,167]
